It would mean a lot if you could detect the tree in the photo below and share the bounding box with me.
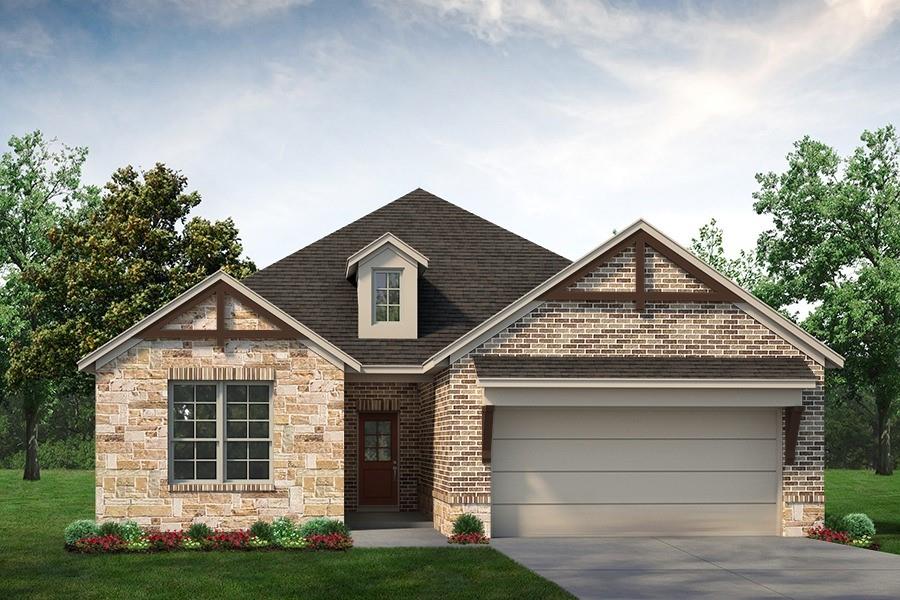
[690,218,764,291]
[10,163,256,387]
[0,131,90,480]
[753,125,900,475]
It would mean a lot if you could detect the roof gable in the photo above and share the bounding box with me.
[424,220,844,369]
[345,232,429,279]
[77,271,360,372]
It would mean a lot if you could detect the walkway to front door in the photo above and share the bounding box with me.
[347,512,447,547]
[358,412,398,507]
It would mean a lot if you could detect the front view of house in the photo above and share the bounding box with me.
[79,189,842,537]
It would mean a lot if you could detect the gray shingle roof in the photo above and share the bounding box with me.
[473,356,817,380]
[243,189,571,365]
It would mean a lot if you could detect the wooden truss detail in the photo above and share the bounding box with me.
[142,281,296,346]
[540,230,740,310]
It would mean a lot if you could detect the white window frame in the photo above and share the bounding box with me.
[373,269,401,323]
[167,380,274,484]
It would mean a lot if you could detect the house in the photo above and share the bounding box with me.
[78,189,842,537]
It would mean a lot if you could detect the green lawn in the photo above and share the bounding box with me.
[826,468,900,554]
[0,470,571,600]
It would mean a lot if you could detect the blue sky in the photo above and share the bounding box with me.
[2,0,899,268]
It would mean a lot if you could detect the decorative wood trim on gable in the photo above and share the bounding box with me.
[482,404,495,464]
[540,230,740,310]
[142,281,298,345]
[784,406,805,465]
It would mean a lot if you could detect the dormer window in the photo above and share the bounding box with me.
[347,233,428,340]
[374,271,401,322]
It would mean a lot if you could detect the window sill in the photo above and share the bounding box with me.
[167,482,276,493]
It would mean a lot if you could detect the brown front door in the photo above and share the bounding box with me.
[358,413,398,506]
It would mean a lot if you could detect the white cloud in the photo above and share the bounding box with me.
[110,0,315,27]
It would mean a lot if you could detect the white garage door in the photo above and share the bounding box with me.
[491,406,781,537]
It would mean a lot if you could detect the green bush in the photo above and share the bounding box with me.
[452,513,484,536]
[841,513,876,539]
[0,438,94,470]
[250,520,273,542]
[298,517,349,538]
[98,522,124,538]
[187,522,212,540]
[64,520,100,544]
[118,520,143,542]
[272,516,295,540]
[824,512,845,531]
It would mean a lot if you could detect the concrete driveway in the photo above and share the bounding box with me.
[493,536,900,599]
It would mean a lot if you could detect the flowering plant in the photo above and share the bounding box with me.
[72,535,126,553]
[146,530,189,551]
[247,536,270,548]
[125,537,151,552]
[850,535,873,548]
[306,533,353,551]
[448,532,489,545]
[807,525,851,545]
[204,530,251,550]
[181,537,202,550]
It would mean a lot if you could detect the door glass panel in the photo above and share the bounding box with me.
[362,419,392,462]
[364,448,377,461]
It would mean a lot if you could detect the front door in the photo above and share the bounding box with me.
[358,413,398,506]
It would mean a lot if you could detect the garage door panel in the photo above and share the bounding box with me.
[490,406,780,537]
[492,471,778,504]
[493,504,778,537]
[492,438,778,472]
[493,406,778,440]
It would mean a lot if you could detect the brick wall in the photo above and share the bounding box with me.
[94,294,345,529]
[424,246,825,536]
[344,381,419,512]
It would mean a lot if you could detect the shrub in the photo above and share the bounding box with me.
[250,520,273,542]
[188,522,213,540]
[272,517,296,544]
[306,532,353,551]
[298,517,349,538]
[72,535,125,553]
[64,520,100,545]
[449,532,489,545]
[807,525,851,545]
[118,520,143,542]
[452,513,485,536]
[0,438,95,470]
[98,522,124,538]
[823,512,844,531]
[248,537,270,549]
[125,537,151,552]
[181,538,202,550]
[841,513,876,539]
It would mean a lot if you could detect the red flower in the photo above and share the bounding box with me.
[146,530,189,550]
[807,525,851,545]
[448,532,489,545]
[71,535,126,553]
[204,529,251,550]
[306,533,353,551]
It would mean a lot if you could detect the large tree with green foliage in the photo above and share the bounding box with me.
[10,163,256,387]
[753,126,900,475]
[0,131,91,480]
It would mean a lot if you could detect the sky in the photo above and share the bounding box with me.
[2,0,900,268]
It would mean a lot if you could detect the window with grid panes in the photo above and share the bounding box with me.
[169,382,272,482]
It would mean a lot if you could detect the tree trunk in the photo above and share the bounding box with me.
[23,401,40,481]
[874,404,893,476]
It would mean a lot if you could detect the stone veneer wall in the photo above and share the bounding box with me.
[344,381,419,512]
[94,294,345,529]
[424,251,825,536]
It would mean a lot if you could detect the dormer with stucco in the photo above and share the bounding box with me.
[346,232,428,339]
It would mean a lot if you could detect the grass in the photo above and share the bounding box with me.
[0,470,572,600]
[826,468,900,554]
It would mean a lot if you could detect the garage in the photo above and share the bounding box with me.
[490,404,782,537]
[476,355,817,538]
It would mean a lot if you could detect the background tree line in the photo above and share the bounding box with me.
[1,126,897,479]
[0,131,255,480]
